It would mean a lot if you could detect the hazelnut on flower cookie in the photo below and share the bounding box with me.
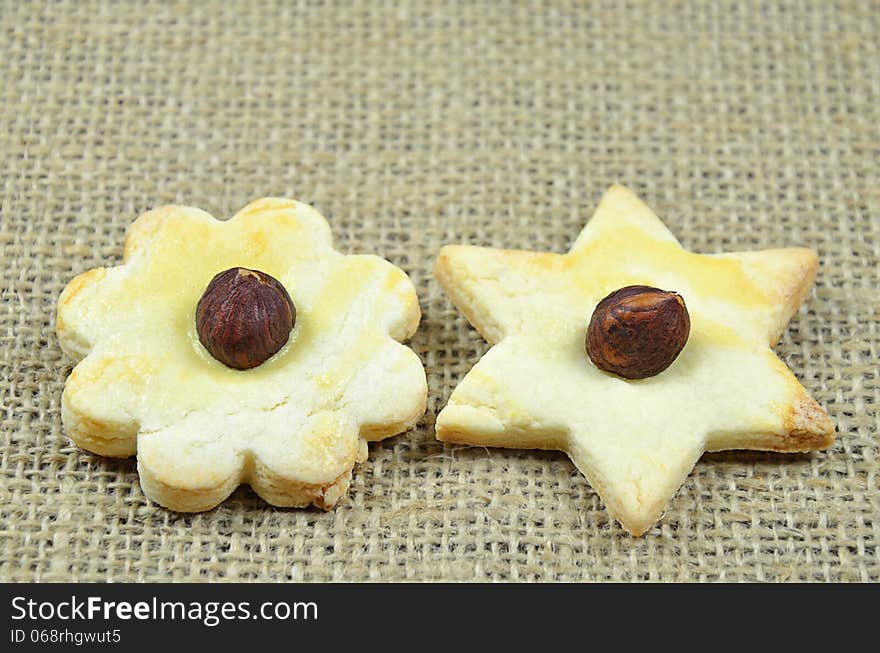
[434,184,834,536]
[56,199,426,512]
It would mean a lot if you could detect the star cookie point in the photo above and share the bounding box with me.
[571,184,681,252]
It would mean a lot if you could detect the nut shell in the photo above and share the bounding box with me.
[195,267,296,370]
[585,285,690,380]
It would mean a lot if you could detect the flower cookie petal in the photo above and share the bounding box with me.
[297,254,425,439]
[137,416,243,512]
[58,206,216,359]
[248,409,361,509]
[56,267,110,359]
[123,205,216,262]
[344,255,421,341]
[347,339,427,440]
[61,351,151,456]
[230,198,333,255]
[250,455,357,511]
[57,266,157,361]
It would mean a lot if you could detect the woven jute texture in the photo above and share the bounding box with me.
[1,0,878,582]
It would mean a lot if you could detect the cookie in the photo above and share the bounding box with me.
[434,184,834,536]
[57,198,427,512]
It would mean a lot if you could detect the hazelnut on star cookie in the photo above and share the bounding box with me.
[57,198,426,512]
[434,184,834,536]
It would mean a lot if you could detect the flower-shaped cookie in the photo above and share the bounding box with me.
[435,185,834,536]
[57,199,426,512]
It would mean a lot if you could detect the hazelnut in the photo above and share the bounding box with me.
[195,267,296,370]
[585,285,690,380]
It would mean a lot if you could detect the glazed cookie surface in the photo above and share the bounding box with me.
[57,199,426,512]
[435,184,834,536]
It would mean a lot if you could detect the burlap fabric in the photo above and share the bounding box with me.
[1,0,877,582]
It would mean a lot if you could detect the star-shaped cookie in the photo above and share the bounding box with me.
[434,184,834,536]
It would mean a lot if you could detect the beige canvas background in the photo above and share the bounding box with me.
[1,0,877,582]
